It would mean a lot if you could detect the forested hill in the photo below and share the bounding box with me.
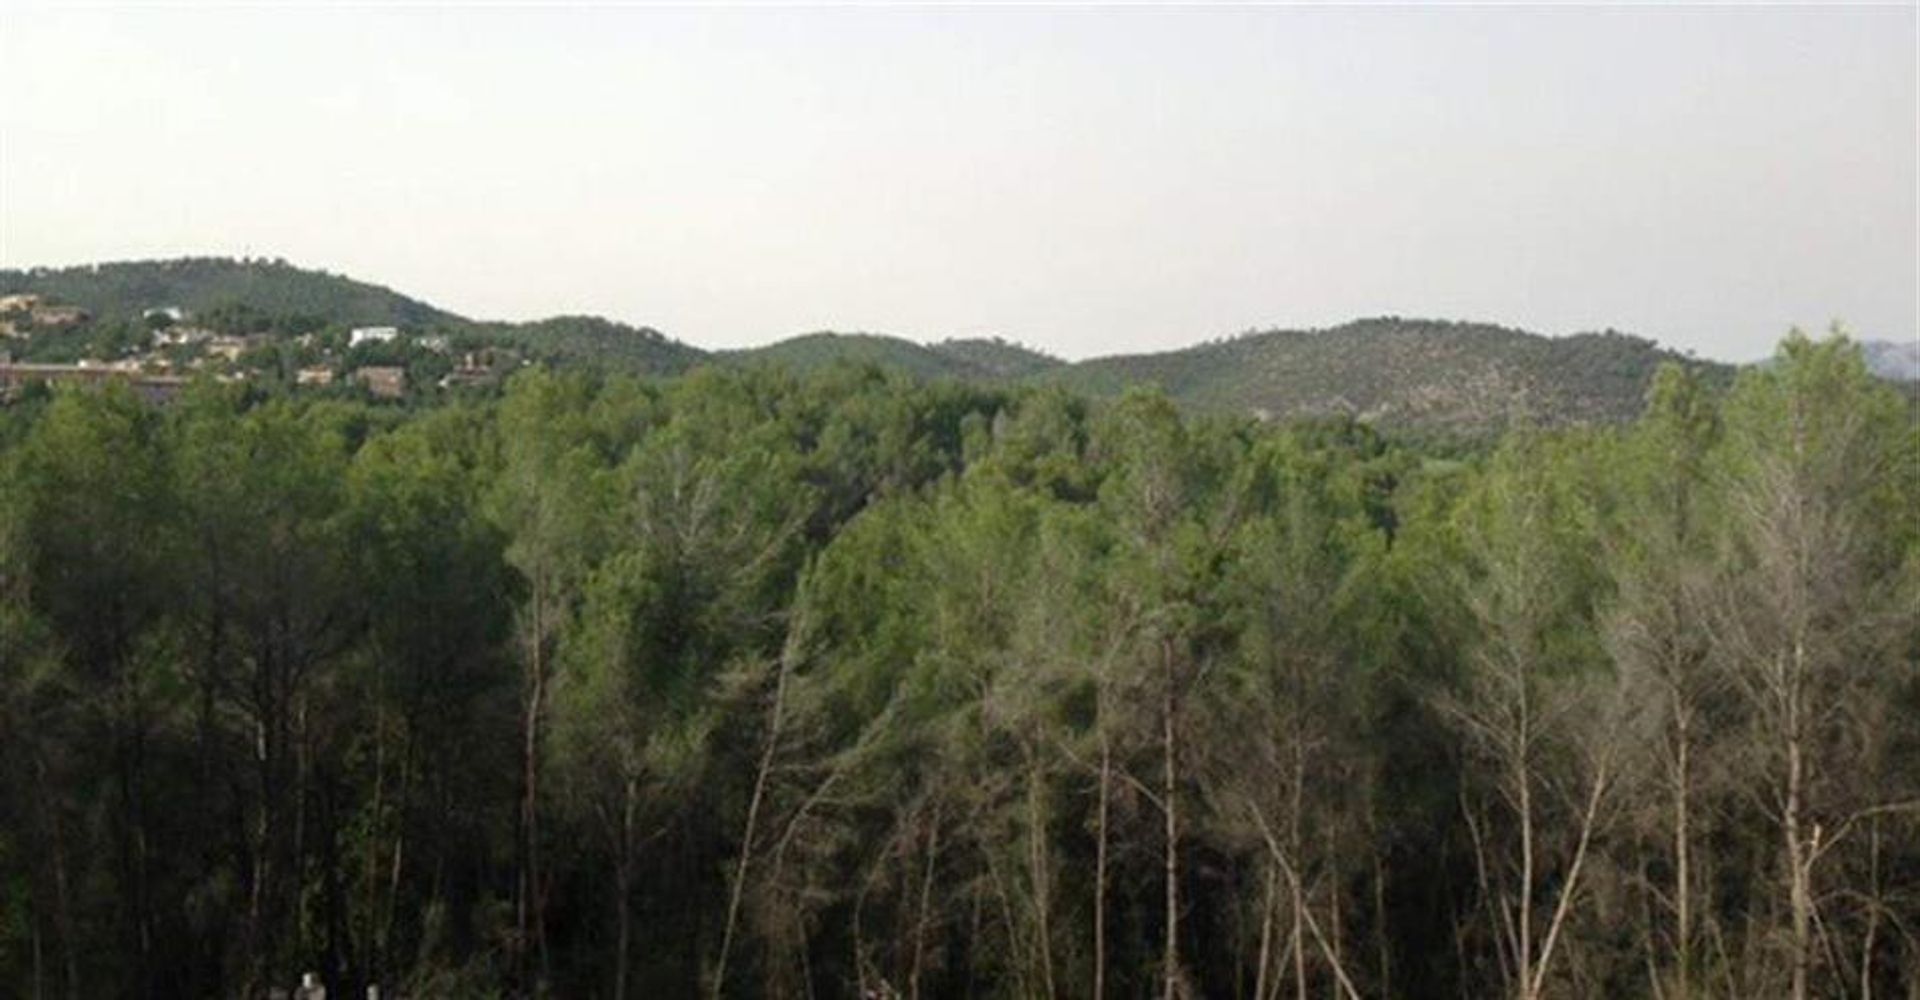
[1050,319,1728,430]
[723,332,1065,381]
[475,315,709,376]
[0,257,459,328]
[4,257,1732,429]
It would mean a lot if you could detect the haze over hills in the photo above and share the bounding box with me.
[1861,338,1920,382]
[11,256,1903,430]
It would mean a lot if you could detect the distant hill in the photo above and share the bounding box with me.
[0,257,709,375]
[2,258,1760,428]
[725,332,1064,382]
[709,322,1714,429]
[1860,339,1919,382]
[1044,318,1727,431]
[929,338,1066,378]
[0,257,457,328]
[478,315,709,376]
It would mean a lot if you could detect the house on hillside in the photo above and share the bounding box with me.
[206,336,256,363]
[30,304,90,327]
[355,366,406,399]
[153,325,215,348]
[350,326,399,347]
[296,367,336,387]
[0,296,90,328]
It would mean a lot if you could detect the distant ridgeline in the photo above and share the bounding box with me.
[5,256,1906,428]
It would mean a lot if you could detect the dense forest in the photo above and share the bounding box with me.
[0,331,1914,999]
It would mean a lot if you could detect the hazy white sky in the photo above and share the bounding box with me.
[1,5,1912,361]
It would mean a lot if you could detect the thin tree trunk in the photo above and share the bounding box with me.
[1371,833,1391,1000]
[35,753,79,1000]
[1859,816,1880,1000]
[364,662,386,979]
[1515,661,1535,1000]
[1290,705,1307,1000]
[1247,803,1362,1000]
[716,634,801,1000]
[294,697,310,975]
[1328,847,1344,1000]
[1027,762,1057,999]
[381,735,415,983]
[1461,791,1514,994]
[614,775,638,1000]
[909,814,941,1000]
[1291,866,1308,1000]
[1254,860,1278,1000]
[1786,641,1810,1000]
[1673,703,1693,1000]
[1526,754,1612,1000]
[1094,727,1110,1000]
[1162,638,1181,1000]
[518,571,550,987]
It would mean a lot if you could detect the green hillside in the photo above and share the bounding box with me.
[0,257,711,376]
[727,332,1065,381]
[930,337,1065,377]
[479,315,710,375]
[2,258,1735,427]
[1046,318,1729,430]
[0,257,457,328]
[727,332,973,380]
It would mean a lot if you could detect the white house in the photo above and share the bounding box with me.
[350,326,400,347]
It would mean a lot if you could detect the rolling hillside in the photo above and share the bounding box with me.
[4,258,1752,428]
[0,257,458,328]
[724,332,1064,381]
[928,337,1066,378]
[477,315,709,375]
[1048,318,1728,430]
[0,257,709,375]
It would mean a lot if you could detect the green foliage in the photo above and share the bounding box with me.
[727,332,1065,383]
[0,332,1912,999]
[479,315,708,376]
[0,257,455,328]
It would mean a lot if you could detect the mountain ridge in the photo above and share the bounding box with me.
[1,256,1825,428]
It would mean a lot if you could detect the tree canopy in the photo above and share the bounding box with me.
[0,333,1914,999]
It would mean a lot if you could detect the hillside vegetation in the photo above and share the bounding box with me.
[477,315,709,375]
[725,332,1065,381]
[928,336,1066,377]
[0,257,457,328]
[1052,318,1728,430]
[5,257,1744,430]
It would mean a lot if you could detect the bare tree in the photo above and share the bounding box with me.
[1707,334,1919,999]
[1440,440,1622,1000]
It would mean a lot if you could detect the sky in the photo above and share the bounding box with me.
[0,5,1913,362]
